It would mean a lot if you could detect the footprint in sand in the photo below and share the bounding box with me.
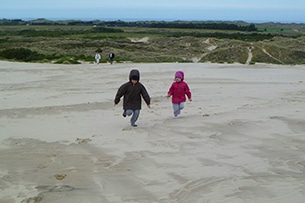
[54,174,67,180]
[122,126,134,131]
[76,138,92,144]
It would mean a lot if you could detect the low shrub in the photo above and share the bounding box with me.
[0,48,45,62]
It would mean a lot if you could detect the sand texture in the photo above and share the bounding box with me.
[1,61,305,203]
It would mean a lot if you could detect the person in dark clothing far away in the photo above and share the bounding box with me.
[114,69,151,127]
[109,52,115,64]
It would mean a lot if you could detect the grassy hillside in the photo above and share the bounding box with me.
[0,23,304,64]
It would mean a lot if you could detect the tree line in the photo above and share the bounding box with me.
[0,18,257,31]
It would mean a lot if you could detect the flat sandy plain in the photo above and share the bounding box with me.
[1,61,305,203]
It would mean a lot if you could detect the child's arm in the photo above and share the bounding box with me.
[114,83,128,105]
[140,84,151,108]
[184,82,192,101]
[167,83,174,98]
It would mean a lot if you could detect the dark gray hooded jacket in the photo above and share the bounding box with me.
[114,69,150,110]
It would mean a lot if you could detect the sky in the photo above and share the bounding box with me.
[1,0,305,23]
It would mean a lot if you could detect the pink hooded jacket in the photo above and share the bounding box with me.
[167,71,192,104]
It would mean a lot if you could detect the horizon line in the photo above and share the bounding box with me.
[2,17,305,24]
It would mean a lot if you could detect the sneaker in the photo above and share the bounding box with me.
[131,124,138,127]
[174,114,180,118]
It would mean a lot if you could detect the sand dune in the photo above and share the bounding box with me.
[0,61,305,203]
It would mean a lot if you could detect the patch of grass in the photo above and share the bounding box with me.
[0,48,46,62]
[53,56,81,64]
[201,40,249,64]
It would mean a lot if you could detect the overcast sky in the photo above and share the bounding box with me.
[1,0,305,23]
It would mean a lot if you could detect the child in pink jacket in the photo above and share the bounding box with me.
[167,71,192,118]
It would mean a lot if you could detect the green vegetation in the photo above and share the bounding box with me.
[0,19,305,64]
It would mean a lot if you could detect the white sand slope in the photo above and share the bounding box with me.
[0,61,305,203]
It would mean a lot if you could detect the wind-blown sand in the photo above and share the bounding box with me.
[1,61,305,203]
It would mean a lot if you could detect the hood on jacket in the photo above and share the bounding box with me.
[129,69,140,81]
[175,71,184,81]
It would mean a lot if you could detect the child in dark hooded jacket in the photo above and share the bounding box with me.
[114,69,151,127]
[167,71,192,118]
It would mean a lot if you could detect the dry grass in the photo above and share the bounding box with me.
[0,26,304,64]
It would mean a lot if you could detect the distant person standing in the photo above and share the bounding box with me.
[109,52,115,64]
[95,52,101,64]
[167,71,192,118]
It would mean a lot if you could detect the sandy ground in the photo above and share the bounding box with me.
[0,61,305,203]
